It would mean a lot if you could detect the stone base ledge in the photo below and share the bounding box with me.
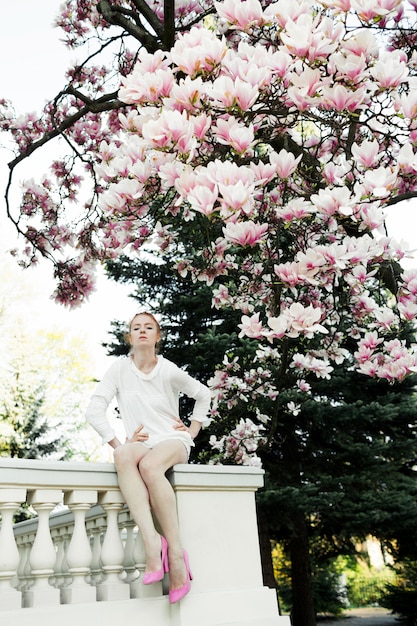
[0,589,290,626]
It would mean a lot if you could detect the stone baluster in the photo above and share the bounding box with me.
[60,490,97,604]
[15,534,34,591]
[89,517,105,586]
[22,489,62,608]
[52,525,71,589]
[96,490,130,601]
[120,515,138,584]
[0,488,27,609]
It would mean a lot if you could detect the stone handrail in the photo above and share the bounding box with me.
[0,458,289,626]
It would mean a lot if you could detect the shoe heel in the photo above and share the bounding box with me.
[168,549,192,604]
[142,535,168,585]
[183,549,193,580]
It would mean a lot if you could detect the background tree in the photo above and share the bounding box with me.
[0,251,99,460]
[0,371,65,459]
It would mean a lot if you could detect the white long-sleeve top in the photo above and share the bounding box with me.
[86,355,211,449]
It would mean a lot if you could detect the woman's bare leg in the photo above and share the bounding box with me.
[113,440,189,589]
[138,440,189,591]
[113,442,162,574]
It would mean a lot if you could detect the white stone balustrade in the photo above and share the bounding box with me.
[0,458,290,626]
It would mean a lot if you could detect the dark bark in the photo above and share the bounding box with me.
[290,513,316,626]
[257,502,277,589]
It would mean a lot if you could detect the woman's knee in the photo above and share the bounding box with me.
[138,455,163,485]
[113,443,140,471]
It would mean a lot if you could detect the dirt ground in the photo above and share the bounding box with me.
[317,606,399,625]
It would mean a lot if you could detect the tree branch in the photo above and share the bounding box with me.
[97,0,162,52]
[7,90,122,171]
[130,0,165,39]
[386,191,417,206]
[163,0,175,50]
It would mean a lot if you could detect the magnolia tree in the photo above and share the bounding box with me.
[98,0,417,462]
[2,0,417,470]
[3,2,417,623]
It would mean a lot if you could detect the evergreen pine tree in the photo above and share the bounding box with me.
[105,251,417,620]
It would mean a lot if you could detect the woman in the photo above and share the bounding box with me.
[86,311,211,603]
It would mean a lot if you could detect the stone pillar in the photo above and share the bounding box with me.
[168,465,290,626]
[60,489,97,604]
[23,489,62,608]
[96,490,130,601]
[0,488,26,609]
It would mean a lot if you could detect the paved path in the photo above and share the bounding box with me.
[318,607,398,625]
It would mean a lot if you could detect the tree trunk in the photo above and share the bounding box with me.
[257,501,277,589]
[290,512,316,626]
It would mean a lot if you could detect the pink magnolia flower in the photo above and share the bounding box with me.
[351,0,402,21]
[223,221,268,246]
[218,180,255,217]
[273,261,319,287]
[361,166,398,198]
[223,50,272,89]
[141,109,197,154]
[343,29,379,58]
[119,68,174,104]
[311,186,355,217]
[264,0,311,28]
[370,51,409,89]
[284,302,328,338]
[397,90,417,120]
[168,76,204,112]
[346,264,378,285]
[267,314,288,339]
[287,66,326,99]
[188,185,219,216]
[274,261,308,286]
[203,160,256,188]
[401,269,417,295]
[212,284,232,309]
[99,179,144,213]
[397,143,417,175]
[351,139,381,168]
[214,117,255,154]
[208,76,259,111]
[238,312,264,338]
[270,148,302,178]
[192,113,212,140]
[372,307,397,330]
[329,51,368,83]
[215,0,264,31]
[281,14,341,61]
[320,0,351,11]
[290,353,334,379]
[320,84,368,112]
[275,198,314,221]
[169,27,227,76]
[398,300,417,321]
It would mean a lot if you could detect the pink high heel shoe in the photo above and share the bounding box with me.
[169,550,193,604]
[142,535,169,585]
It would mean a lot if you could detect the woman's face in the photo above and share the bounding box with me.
[129,314,161,349]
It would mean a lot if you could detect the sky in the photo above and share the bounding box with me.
[1,1,417,377]
[0,1,135,377]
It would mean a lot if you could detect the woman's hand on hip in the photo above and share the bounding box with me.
[126,424,149,443]
[173,418,200,440]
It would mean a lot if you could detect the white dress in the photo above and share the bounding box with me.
[86,355,211,452]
